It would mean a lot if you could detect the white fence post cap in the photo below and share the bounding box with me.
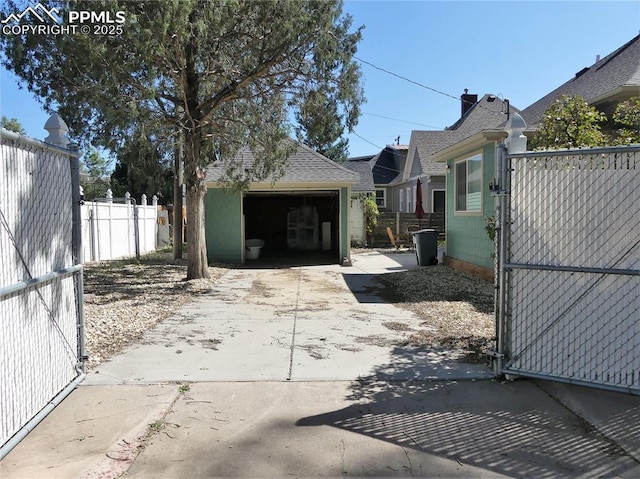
[505,112,528,154]
[44,113,70,148]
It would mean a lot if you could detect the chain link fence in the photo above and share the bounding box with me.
[494,145,640,394]
[1,129,85,456]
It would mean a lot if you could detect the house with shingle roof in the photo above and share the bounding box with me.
[430,34,640,281]
[368,144,409,211]
[204,140,358,265]
[520,34,640,127]
[380,93,515,259]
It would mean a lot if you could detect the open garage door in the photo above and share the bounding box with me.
[243,191,340,266]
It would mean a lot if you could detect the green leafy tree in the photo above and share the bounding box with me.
[363,194,379,243]
[1,0,364,279]
[295,87,358,162]
[1,116,26,134]
[529,95,607,150]
[110,134,173,204]
[80,148,111,200]
[610,97,640,145]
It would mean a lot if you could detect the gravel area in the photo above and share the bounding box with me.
[377,262,495,362]
[82,249,227,370]
[83,249,495,369]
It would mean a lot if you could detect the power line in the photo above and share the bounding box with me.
[352,132,383,150]
[355,56,460,102]
[363,111,443,129]
[355,56,511,114]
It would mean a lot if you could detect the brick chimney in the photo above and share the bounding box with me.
[461,89,478,117]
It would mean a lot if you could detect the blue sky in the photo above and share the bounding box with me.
[1,0,639,160]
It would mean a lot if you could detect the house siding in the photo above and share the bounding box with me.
[350,196,365,246]
[205,188,243,263]
[445,142,496,270]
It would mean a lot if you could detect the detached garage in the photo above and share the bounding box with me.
[204,142,359,265]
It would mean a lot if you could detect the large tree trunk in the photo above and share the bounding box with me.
[184,128,211,280]
[185,182,210,280]
[173,131,184,260]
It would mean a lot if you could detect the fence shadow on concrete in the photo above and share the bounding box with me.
[296,351,638,478]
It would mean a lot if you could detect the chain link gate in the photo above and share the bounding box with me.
[1,130,86,457]
[492,145,640,395]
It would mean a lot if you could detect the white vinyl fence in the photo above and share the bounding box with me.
[0,124,85,457]
[81,191,158,262]
[493,145,640,395]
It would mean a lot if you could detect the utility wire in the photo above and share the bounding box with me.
[352,132,383,150]
[363,111,443,129]
[355,56,460,102]
[351,56,512,154]
[355,55,511,113]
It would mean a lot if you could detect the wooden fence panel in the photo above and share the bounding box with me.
[370,212,445,247]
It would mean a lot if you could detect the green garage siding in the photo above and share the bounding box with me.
[446,142,496,270]
[205,188,243,263]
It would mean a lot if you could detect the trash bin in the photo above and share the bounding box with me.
[412,229,439,266]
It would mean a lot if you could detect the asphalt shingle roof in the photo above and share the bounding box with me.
[520,35,640,126]
[343,159,375,192]
[205,140,359,185]
[371,147,402,185]
[408,94,518,175]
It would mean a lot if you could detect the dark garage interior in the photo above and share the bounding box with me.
[243,192,340,265]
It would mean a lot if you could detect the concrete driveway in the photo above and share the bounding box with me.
[3,251,640,478]
[85,251,490,384]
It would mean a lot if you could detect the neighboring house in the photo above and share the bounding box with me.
[519,34,640,126]
[430,125,510,281]
[370,144,409,211]
[343,157,375,246]
[389,92,516,223]
[204,140,358,265]
[432,34,640,281]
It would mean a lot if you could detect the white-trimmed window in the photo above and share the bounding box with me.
[406,187,412,213]
[375,189,386,208]
[455,153,482,212]
[399,189,404,212]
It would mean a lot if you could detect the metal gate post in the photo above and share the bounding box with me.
[69,148,88,372]
[489,143,510,375]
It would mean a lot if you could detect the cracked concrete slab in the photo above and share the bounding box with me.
[84,252,491,385]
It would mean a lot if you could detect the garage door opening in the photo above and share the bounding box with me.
[243,192,340,266]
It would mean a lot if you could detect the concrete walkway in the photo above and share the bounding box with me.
[2,252,640,478]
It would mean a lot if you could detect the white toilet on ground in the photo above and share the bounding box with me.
[245,239,265,260]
